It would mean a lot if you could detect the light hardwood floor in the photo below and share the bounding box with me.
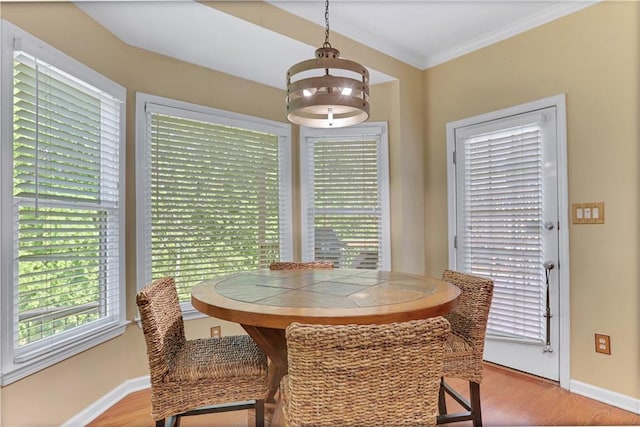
[88,363,640,426]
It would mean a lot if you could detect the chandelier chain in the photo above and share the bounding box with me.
[323,0,331,48]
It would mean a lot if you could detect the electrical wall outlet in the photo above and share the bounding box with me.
[210,326,221,339]
[595,334,611,355]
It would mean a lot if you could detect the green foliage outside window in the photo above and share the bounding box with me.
[13,53,118,347]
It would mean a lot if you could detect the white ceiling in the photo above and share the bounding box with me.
[75,0,597,90]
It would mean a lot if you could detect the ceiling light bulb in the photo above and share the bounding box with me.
[328,107,334,125]
[303,89,313,97]
[341,87,352,96]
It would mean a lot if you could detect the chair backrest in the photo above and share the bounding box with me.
[269,261,334,270]
[442,269,494,351]
[136,277,186,386]
[284,318,451,426]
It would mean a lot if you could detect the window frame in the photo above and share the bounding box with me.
[299,122,391,270]
[0,19,127,385]
[135,93,293,318]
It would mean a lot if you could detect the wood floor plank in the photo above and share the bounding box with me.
[88,363,640,426]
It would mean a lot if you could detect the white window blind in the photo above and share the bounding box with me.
[301,124,390,270]
[138,98,292,304]
[7,45,125,370]
[458,122,544,342]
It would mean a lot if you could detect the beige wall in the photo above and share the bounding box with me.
[424,0,639,398]
[0,2,424,425]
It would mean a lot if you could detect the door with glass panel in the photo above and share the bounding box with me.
[448,100,566,381]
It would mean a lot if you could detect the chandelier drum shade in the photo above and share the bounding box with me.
[286,1,370,128]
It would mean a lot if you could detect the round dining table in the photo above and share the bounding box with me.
[191,268,460,400]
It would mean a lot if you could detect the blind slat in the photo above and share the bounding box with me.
[146,111,285,301]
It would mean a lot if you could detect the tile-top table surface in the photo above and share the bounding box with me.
[191,269,460,329]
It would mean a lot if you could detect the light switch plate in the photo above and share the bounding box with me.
[572,202,605,224]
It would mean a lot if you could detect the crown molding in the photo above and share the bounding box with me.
[423,1,600,69]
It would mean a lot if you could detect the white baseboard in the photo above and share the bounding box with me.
[570,379,640,415]
[62,374,640,426]
[61,375,150,427]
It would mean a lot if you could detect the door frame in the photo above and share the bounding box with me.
[445,94,570,389]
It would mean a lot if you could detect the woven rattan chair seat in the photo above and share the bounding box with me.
[437,269,494,427]
[167,336,267,382]
[137,277,268,425]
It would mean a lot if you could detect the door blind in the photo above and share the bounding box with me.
[12,50,123,358]
[302,137,384,269]
[459,123,545,342]
[144,109,284,301]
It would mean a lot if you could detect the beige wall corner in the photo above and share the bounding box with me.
[392,76,427,274]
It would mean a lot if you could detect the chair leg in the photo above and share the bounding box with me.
[469,381,482,427]
[437,380,480,425]
[255,399,265,427]
[438,377,448,415]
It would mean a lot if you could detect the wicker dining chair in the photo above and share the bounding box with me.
[280,318,451,427]
[269,261,334,270]
[136,277,268,427]
[437,269,494,427]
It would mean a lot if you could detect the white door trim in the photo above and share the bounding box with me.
[446,94,570,389]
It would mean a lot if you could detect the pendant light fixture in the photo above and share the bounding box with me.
[286,0,370,128]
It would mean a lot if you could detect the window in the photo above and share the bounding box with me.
[0,21,126,385]
[300,123,390,270]
[136,94,292,313]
